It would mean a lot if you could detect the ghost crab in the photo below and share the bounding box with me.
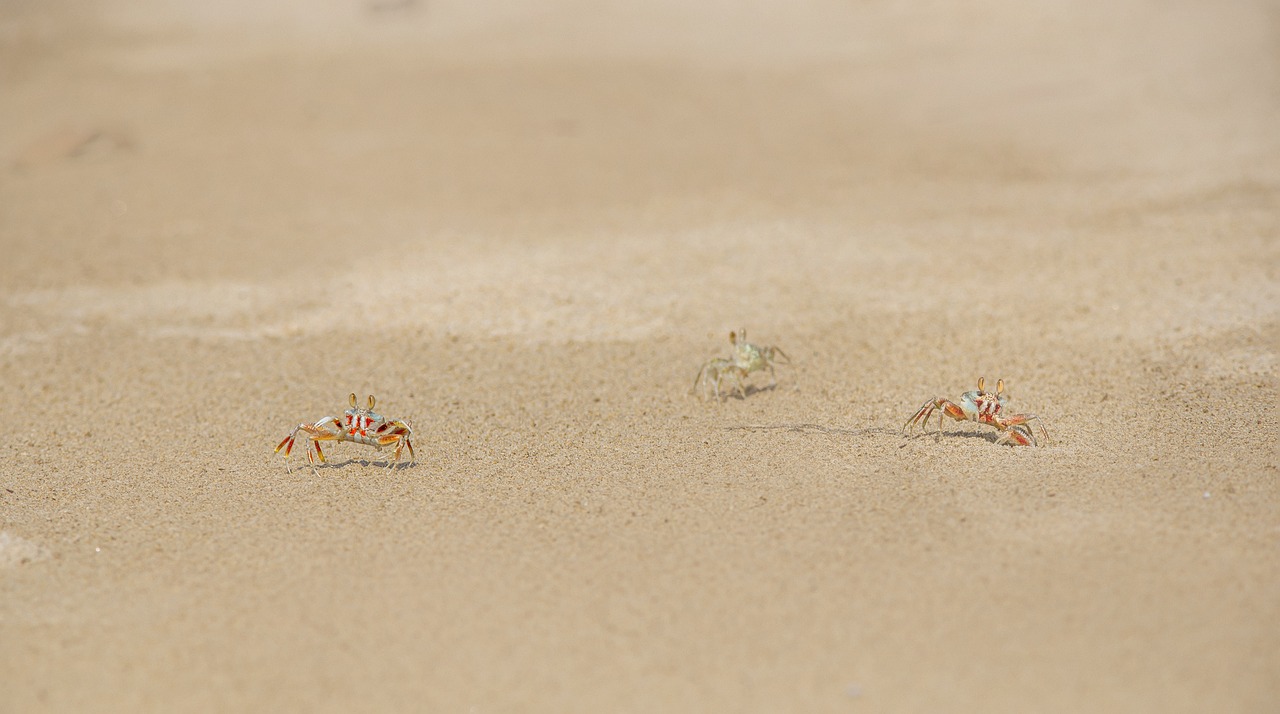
[275,393,416,473]
[904,377,1048,446]
[692,328,790,400]
[730,328,790,388]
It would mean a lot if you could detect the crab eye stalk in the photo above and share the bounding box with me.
[996,379,1005,396]
[367,395,376,410]
[349,393,358,408]
[977,376,985,392]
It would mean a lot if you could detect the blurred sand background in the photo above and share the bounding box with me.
[1,1,1277,711]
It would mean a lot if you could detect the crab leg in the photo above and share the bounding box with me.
[762,347,788,387]
[715,365,746,399]
[904,398,968,434]
[693,359,744,400]
[393,436,415,464]
[275,419,343,472]
[277,422,320,454]
[692,362,713,395]
[311,440,327,464]
[275,431,298,457]
[275,428,303,473]
[719,369,745,399]
[379,422,416,467]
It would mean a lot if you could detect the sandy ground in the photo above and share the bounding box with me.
[1,1,1278,711]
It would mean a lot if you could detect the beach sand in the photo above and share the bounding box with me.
[2,1,1277,711]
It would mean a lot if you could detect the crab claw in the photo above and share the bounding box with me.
[997,424,1036,447]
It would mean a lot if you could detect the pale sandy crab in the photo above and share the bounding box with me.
[692,329,790,400]
[729,328,790,388]
[275,393,416,472]
[903,377,1048,446]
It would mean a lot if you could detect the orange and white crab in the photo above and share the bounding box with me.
[904,377,1048,446]
[275,393,416,472]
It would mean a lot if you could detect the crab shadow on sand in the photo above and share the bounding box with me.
[899,429,1014,446]
[285,457,417,473]
[729,423,1018,447]
[702,383,778,401]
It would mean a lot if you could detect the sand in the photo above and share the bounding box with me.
[2,1,1277,711]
